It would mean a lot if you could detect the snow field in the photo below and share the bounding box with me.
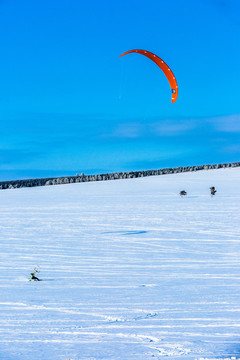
[0,168,240,360]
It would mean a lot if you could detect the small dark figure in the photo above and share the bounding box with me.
[29,269,40,281]
[180,190,187,197]
[210,186,217,196]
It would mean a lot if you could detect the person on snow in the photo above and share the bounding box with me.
[30,269,40,281]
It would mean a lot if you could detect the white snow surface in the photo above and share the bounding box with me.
[1,168,240,360]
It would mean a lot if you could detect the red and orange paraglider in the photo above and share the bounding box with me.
[119,49,178,103]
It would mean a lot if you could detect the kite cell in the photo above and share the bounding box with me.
[119,49,178,103]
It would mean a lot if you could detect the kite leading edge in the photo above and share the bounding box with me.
[119,49,178,103]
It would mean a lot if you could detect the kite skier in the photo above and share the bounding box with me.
[29,267,41,281]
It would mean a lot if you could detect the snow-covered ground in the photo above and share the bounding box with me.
[1,168,240,360]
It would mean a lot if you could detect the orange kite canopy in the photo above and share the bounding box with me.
[119,49,178,103]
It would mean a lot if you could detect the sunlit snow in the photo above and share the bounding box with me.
[1,168,240,360]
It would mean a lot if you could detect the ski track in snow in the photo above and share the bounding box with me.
[0,168,240,360]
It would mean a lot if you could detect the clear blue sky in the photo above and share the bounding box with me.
[0,0,239,180]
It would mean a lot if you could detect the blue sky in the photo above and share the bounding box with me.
[0,0,239,180]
